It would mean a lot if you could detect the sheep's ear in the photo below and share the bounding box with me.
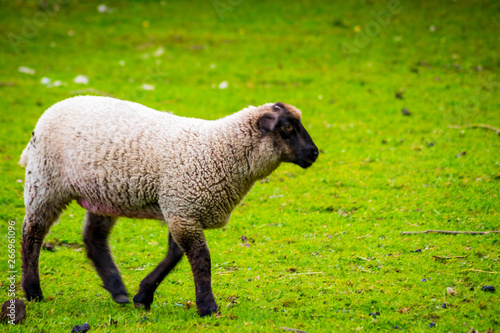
[273,102,285,111]
[258,112,279,132]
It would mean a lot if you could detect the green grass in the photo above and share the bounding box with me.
[0,0,499,331]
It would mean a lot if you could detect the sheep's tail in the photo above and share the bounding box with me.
[19,143,29,167]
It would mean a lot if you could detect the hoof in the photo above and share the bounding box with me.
[198,303,219,317]
[134,302,148,309]
[25,291,44,302]
[113,294,130,304]
[133,292,152,310]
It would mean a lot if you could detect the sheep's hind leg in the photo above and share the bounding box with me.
[133,232,184,309]
[22,208,63,302]
[83,212,129,303]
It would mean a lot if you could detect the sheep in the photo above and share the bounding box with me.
[20,96,319,317]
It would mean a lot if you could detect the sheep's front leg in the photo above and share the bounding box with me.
[133,232,184,309]
[183,237,218,317]
[171,222,219,317]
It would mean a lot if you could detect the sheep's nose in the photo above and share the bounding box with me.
[308,146,319,161]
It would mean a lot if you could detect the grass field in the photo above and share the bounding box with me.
[0,0,499,331]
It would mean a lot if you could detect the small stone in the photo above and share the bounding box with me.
[18,66,35,75]
[73,75,89,85]
[71,323,90,333]
[218,81,228,89]
[153,46,165,57]
[0,298,26,325]
[42,242,56,252]
[401,108,411,116]
[481,285,495,293]
[141,84,155,91]
[71,325,81,333]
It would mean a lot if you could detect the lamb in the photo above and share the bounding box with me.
[20,96,318,317]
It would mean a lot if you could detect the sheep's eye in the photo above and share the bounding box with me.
[281,124,293,132]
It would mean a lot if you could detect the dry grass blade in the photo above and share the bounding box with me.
[432,255,468,260]
[448,123,500,135]
[462,269,498,274]
[401,230,499,235]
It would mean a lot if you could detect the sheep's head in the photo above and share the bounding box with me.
[258,102,319,169]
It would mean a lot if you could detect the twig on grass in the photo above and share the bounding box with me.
[432,255,468,260]
[448,123,500,135]
[356,234,370,239]
[281,327,307,333]
[401,230,499,235]
[463,269,498,274]
[280,272,324,279]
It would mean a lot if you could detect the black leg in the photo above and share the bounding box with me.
[184,241,218,317]
[21,212,59,302]
[133,232,184,309]
[83,212,128,303]
[169,224,218,317]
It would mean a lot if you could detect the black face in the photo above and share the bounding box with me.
[259,102,319,169]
